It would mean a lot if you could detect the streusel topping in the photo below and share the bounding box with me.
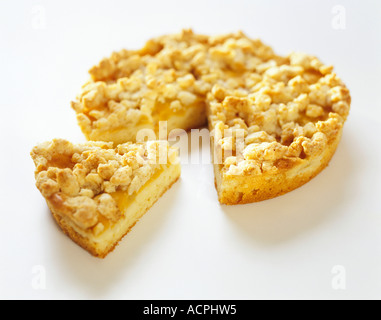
[208,50,350,175]
[31,139,177,232]
[72,30,280,134]
[72,30,350,176]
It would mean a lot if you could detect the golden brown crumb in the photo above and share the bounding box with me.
[31,139,176,231]
[70,30,350,204]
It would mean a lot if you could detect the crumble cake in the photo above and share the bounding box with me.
[31,139,180,258]
[72,29,350,204]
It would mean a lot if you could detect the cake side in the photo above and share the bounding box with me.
[213,127,343,205]
[47,163,180,258]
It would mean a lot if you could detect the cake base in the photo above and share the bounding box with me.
[47,163,181,258]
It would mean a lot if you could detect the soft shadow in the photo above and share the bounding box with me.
[221,134,355,245]
[47,178,182,298]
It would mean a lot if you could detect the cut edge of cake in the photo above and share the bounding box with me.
[47,162,180,258]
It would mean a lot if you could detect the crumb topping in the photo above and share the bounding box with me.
[72,29,350,176]
[31,139,177,232]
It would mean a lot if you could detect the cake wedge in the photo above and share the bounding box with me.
[31,139,180,258]
[206,50,350,204]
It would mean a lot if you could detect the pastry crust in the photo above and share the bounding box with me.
[71,30,350,205]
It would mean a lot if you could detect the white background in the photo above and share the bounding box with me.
[0,0,380,300]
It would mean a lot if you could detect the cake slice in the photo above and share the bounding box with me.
[206,50,350,204]
[31,139,180,258]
